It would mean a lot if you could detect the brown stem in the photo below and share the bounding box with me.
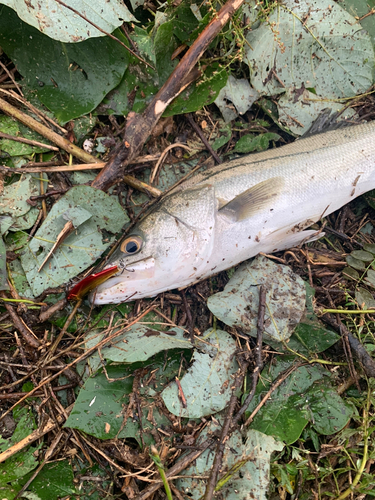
[0,97,99,164]
[0,291,40,348]
[186,113,222,164]
[0,131,58,151]
[91,0,245,191]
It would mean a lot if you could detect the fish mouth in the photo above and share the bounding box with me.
[67,257,156,301]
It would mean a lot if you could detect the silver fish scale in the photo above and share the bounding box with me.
[92,121,375,303]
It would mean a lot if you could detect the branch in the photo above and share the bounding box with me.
[91,0,245,191]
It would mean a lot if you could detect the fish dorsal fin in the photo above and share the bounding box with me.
[218,177,284,222]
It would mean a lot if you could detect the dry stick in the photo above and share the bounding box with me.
[0,406,72,463]
[48,298,82,357]
[203,369,246,500]
[91,0,245,192]
[0,291,40,348]
[231,286,266,427]
[0,62,21,93]
[0,131,59,151]
[4,89,67,134]
[54,0,155,70]
[0,155,159,173]
[0,97,98,164]
[150,143,192,183]
[185,113,222,165]
[324,314,375,379]
[203,286,266,500]
[39,298,67,323]
[0,305,156,423]
[244,364,302,428]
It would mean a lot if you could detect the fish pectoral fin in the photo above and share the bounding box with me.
[218,177,284,222]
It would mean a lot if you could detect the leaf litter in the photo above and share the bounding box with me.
[1,0,375,498]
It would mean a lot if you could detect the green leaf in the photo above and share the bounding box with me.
[172,2,200,43]
[19,461,76,500]
[340,0,375,49]
[0,407,38,488]
[162,329,238,418]
[10,208,40,232]
[176,420,283,500]
[246,358,353,444]
[0,0,135,42]
[0,115,51,155]
[270,282,340,355]
[346,254,367,270]
[343,266,360,280]
[86,324,192,365]
[0,6,130,123]
[351,250,374,262]
[65,352,188,445]
[163,64,228,116]
[215,75,259,122]
[207,256,306,342]
[7,259,34,298]
[364,269,375,288]
[20,185,127,296]
[305,385,353,435]
[355,287,375,309]
[154,21,178,85]
[211,124,231,150]
[233,132,280,153]
[0,175,39,219]
[246,0,374,99]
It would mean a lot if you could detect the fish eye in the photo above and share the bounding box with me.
[120,235,143,255]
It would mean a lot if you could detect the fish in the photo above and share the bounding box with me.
[72,120,375,304]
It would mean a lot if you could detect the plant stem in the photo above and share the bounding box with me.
[320,309,375,315]
[333,386,371,499]
[150,446,173,500]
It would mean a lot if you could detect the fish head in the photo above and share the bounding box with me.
[90,185,217,304]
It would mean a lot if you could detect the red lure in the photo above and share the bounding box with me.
[67,266,119,300]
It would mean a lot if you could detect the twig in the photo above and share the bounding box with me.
[54,0,155,70]
[0,131,58,151]
[0,407,72,463]
[91,0,246,191]
[185,114,222,164]
[255,285,266,371]
[203,287,266,500]
[14,431,64,499]
[0,61,22,95]
[232,286,266,427]
[0,291,40,348]
[150,143,192,183]
[0,155,159,173]
[0,97,98,163]
[3,89,67,133]
[243,364,301,427]
[203,368,245,500]
[324,314,375,379]
[38,220,75,272]
[39,298,68,323]
[47,299,82,357]
[0,306,157,423]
